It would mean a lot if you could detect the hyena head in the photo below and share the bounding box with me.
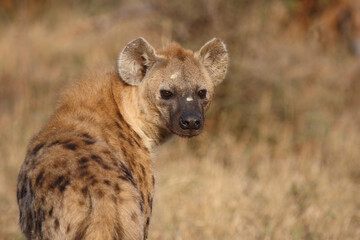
[118,38,228,138]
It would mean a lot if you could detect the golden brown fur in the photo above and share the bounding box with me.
[17,38,228,240]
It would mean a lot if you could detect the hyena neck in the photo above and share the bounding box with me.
[111,75,171,152]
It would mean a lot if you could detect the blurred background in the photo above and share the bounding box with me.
[0,0,359,239]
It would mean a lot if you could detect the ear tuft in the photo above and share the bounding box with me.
[196,38,228,86]
[118,38,157,86]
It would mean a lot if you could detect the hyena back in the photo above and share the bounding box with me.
[17,38,228,240]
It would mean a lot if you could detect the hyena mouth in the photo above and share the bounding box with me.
[171,128,203,138]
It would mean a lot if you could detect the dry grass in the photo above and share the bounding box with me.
[0,1,359,239]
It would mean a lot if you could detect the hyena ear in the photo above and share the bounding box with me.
[118,38,158,86]
[196,38,229,86]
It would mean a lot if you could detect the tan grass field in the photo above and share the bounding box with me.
[0,1,359,239]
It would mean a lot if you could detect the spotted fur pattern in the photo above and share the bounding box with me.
[17,38,228,240]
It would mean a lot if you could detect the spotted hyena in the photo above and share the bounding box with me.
[17,37,228,240]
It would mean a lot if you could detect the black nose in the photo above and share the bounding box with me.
[179,113,202,130]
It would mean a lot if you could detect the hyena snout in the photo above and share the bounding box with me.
[179,113,202,130]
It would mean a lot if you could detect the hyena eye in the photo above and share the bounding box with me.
[160,90,173,99]
[198,89,207,99]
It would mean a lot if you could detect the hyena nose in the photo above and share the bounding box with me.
[179,113,202,130]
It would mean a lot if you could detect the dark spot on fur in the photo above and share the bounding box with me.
[115,122,122,130]
[118,175,129,183]
[35,220,42,237]
[146,217,150,226]
[19,209,22,221]
[35,208,45,238]
[140,193,145,214]
[104,180,111,186]
[48,207,53,217]
[140,192,144,204]
[59,178,70,192]
[79,157,89,164]
[20,175,29,199]
[178,55,186,61]
[120,164,136,187]
[114,183,120,193]
[95,189,104,198]
[81,187,88,198]
[35,170,45,187]
[116,110,125,122]
[140,201,144,213]
[91,179,98,186]
[132,130,141,141]
[64,143,77,150]
[48,175,69,192]
[41,197,45,204]
[152,175,155,186]
[140,164,146,176]
[50,175,64,190]
[87,175,95,181]
[67,224,71,233]
[38,208,46,220]
[20,183,28,199]
[91,154,111,170]
[29,179,34,197]
[118,132,125,139]
[102,150,111,155]
[32,143,45,156]
[21,209,33,235]
[121,146,128,158]
[81,133,96,145]
[101,163,111,170]
[118,164,137,188]
[133,138,141,148]
[54,218,60,230]
[80,133,92,139]
[81,133,91,138]
[110,157,118,167]
[148,195,153,210]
